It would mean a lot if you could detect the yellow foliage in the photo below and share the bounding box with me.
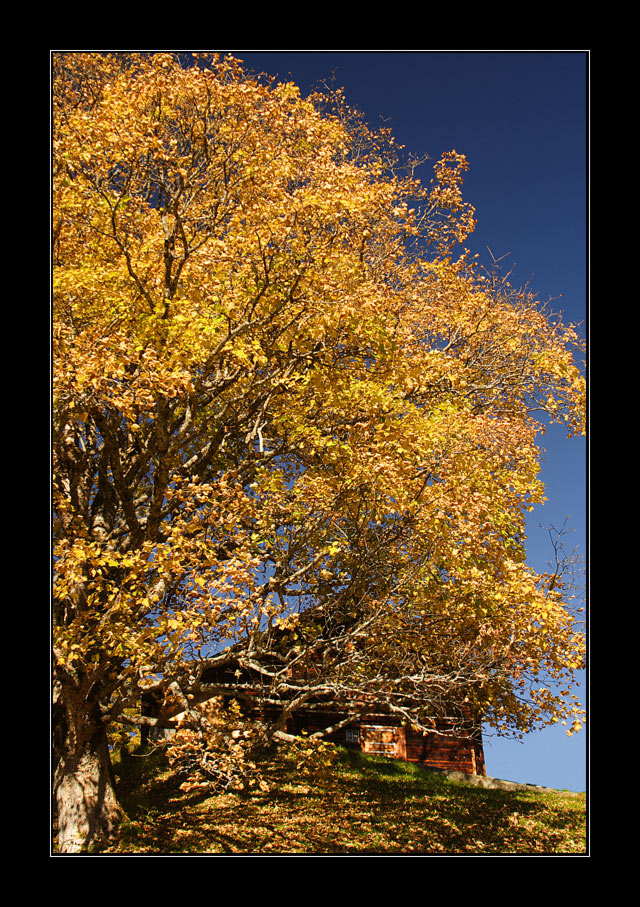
[52,52,586,751]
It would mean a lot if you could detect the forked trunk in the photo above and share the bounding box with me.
[53,685,123,853]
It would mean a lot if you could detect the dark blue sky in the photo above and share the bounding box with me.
[228,51,589,791]
[236,51,587,324]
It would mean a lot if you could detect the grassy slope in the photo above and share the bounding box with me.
[96,746,587,855]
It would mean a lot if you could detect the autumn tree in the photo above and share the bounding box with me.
[52,52,586,852]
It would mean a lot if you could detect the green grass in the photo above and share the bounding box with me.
[99,746,586,855]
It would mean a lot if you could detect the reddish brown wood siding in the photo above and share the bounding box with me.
[361,724,407,760]
[288,709,486,776]
[404,726,485,775]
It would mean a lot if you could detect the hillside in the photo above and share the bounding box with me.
[75,745,587,855]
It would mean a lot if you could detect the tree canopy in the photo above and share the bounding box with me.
[52,52,586,852]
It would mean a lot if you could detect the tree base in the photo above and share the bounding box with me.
[55,746,123,853]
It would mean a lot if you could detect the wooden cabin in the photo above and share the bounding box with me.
[139,603,489,774]
[142,665,486,776]
[287,707,486,775]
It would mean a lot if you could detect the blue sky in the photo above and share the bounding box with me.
[230,51,588,791]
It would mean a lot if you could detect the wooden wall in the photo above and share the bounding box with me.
[142,682,486,776]
[289,709,486,776]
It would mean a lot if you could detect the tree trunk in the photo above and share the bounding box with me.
[53,683,123,854]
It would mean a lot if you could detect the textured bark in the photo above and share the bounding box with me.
[53,686,123,854]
